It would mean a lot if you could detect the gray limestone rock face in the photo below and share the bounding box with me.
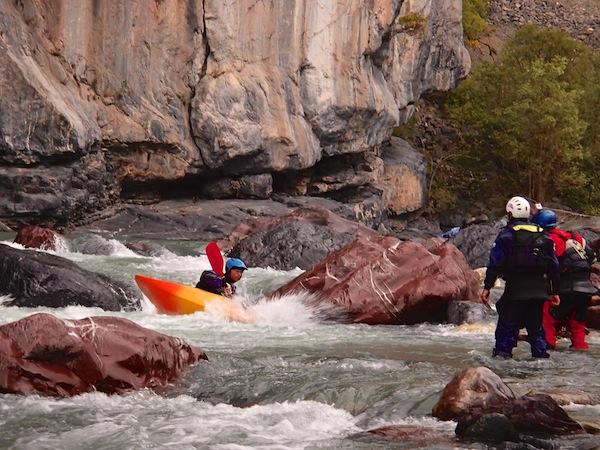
[201,174,273,200]
[0,0,470,226]
[378,137,427,215]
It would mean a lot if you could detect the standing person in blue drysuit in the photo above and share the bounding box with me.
[196,258,247,298]
[480,196,560,358]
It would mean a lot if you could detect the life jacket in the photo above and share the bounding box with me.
[548,228,596,294]
[195,270,237,296]
[557,231,591,273]
[505,224,549,273]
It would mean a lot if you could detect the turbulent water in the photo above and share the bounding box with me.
[1,234,600,449]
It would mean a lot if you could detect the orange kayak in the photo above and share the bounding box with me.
[134,274,227,314]
[134,275,255,322]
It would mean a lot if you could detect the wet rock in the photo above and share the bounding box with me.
[525,388,600,406]
[447,301,488,325]
[475,394,585,436]
[0,313,206,396]
[124,241,163,257]
[451,222,502,269]
[228,221,356,270]
[459,412,519,441]
[82,199,292,241]
[220,206,376,254]
[433,367,585,439]
[432,367,516,422]
[0,243,140,311]
[0,220,12,232]
[13,225,58,250]
[69,234,117,256]
[273,234,480,325]
[366,425,454,446]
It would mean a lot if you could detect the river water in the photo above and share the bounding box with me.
[1,235,599,449]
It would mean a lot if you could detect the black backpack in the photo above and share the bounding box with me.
[559,231,592,273]
[506,224,549,272]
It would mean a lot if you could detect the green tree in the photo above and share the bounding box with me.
[446,26,590,206]
[463,0,489,42]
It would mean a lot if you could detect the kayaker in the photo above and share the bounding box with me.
[533,209,598,350]
[481,196,560,358]
[196,258,247,298]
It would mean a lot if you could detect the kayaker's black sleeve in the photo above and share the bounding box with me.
[196,270,224,295]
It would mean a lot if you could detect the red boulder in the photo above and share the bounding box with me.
[0,313,206,396]
[14,226,58,250]
[433,367,584,437]
[272,234,480,324]
[432,367,516,421]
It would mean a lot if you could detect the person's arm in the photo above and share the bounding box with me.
[544,237,561,306]
[483,233,506,290]
[481,232,506,307]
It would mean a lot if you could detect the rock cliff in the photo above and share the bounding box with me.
[0,0,469,227]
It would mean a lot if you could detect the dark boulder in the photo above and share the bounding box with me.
[0,313,206,396]
[14,225,58,250]
[447,300,489,325]
[229,221,356,270]
[433,367,585,440]
[451,222,501,268]
[0,243,140,310]
[273,235,480,325]
[221,206,377,270]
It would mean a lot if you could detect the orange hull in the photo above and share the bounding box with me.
[134,275,255,323]
[134,274,229,315]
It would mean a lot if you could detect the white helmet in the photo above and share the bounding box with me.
[506,196,530,219]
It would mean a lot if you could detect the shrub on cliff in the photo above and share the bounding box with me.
[445,25,600,213]
[463,0,489,43]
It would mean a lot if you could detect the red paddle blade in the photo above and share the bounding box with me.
[205,242,224,277]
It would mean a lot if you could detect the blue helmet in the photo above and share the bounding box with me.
[532,209,557,228]
[225,258,247,272]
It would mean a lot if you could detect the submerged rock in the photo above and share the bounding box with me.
[13,225,58,250]
[0,313,206,396]
[0,243,140,311]
[366,425,455,446]
[272,235,480,325]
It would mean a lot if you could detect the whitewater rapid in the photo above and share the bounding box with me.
[1,234,600,449]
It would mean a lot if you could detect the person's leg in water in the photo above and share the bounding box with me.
[542,300,560,350]
[493,299,520,358]
[523,299,549,358]
[566,293,591,350]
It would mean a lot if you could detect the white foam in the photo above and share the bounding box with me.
[2,392,358,449]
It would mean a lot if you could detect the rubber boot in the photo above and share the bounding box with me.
[528,327,550,358]
[542,301,559,350]
[567,312,589,350]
